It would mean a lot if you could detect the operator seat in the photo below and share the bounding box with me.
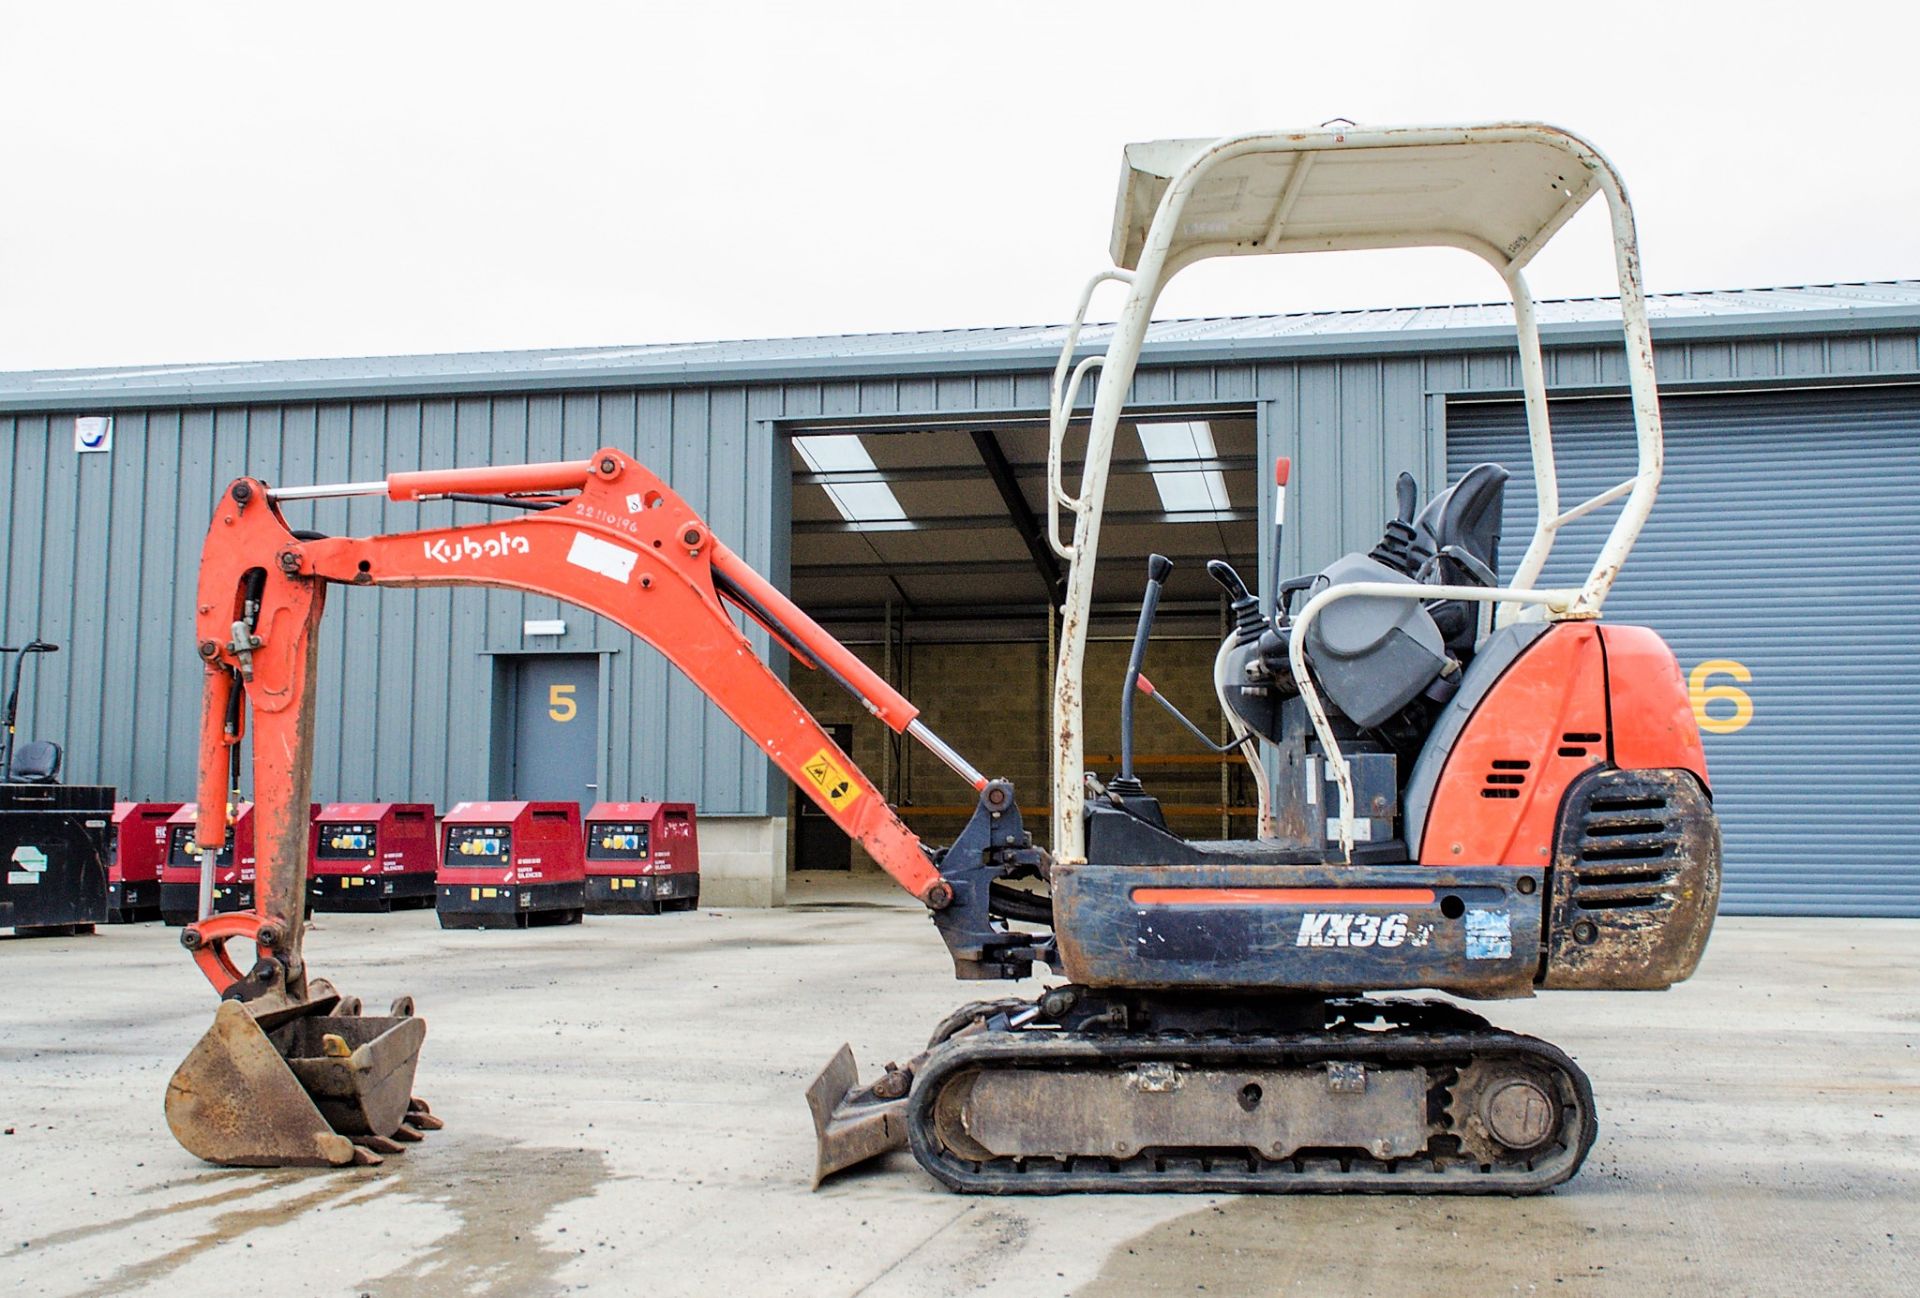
[1412,463,1508,659]
[9,740,62,783]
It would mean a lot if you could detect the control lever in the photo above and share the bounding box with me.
[1270,457,1290,616]
[1134,673,1256,755]
[1370,471,1421,576]
[1114,554,1173,794]
[1206,560,1267,646]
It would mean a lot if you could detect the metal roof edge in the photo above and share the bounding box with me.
[3,303,1918,415]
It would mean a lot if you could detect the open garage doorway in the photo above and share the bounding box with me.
[783,412,1262,868]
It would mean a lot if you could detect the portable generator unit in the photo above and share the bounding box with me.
[107,802,181,923]
[308,802,438,912]
[436,801,585,929]
[161,802,259,926]
[584,801,700,914]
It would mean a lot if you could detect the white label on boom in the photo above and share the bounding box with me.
[566,532,639,583]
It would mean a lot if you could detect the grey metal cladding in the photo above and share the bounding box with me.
[0,389,782,816]
[1448,383,1920,918]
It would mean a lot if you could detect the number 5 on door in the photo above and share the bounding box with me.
[549,683,578,723]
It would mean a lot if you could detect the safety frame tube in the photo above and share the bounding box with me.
[1045,123,1665,864]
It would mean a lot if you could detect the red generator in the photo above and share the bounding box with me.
[160,802,257,927]
[584,801,701,914]
[437,801,585,930]
[308,802,438,912]
[160,803,315,926]
[107,801,181,923]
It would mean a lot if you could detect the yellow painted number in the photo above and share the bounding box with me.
[548,683,578,723]
[1689,660,1753,735]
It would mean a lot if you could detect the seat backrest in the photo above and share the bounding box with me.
[1414,462,1508,581]
[10,740,61,783]
[1413,463,1509,658]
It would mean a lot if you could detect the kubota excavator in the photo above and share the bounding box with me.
[165,123,1718,1192]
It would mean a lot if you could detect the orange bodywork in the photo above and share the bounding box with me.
[185,448,943,994]
[1419,623,1610,867]
[1599,624,1708,784]
[1418,621,1711,869]
[1131,887,1437,906]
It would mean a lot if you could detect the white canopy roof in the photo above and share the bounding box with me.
[1109,124,1608,273]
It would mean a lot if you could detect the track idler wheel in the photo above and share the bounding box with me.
[165,992,434,1168]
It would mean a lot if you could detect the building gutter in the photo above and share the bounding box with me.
[2,306,1918,415]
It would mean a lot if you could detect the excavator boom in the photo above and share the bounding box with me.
[169,447,1048,1166]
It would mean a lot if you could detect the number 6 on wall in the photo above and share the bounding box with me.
[1688,660,1753,735]
[548,683,578,723]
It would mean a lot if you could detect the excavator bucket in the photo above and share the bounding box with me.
[165,998,435,1167]
[806,1043,911,1187]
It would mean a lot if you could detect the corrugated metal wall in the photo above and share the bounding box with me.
[2,326,1916,845]
[0,392,782,813]
[1448,384,1920,917]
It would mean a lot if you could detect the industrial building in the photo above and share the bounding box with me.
[2,280,1916,913]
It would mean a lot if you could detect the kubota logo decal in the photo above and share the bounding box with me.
[423,532,531,564]
[1295,912,1433,949]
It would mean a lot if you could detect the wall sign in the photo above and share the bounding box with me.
[74,415,113,453]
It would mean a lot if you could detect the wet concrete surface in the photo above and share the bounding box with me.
[3,874,1915,1296]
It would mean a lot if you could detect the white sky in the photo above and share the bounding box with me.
[2,1,1915,372]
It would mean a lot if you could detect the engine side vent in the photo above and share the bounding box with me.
[1480,758,1530,799]
[1542,765,1722,992]
[1558,730,1604,759]
[1569,784,1684,910]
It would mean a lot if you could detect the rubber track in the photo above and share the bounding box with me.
[904,1012,1597,1195]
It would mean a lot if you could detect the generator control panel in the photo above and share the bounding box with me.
[587,822,650,861]
[166,804,254,871]
[318,823,377,858]
[447,824,511,860]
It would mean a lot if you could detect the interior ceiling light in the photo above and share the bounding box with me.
[794,434,907,523]
[1135,421,1231,514]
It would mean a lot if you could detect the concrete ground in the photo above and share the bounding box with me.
[3,875,1915,1298]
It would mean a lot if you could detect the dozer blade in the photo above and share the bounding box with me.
[806,1043,911,1188]
[166,999,429,1168]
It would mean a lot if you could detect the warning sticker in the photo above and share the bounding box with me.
[801,747,863,811]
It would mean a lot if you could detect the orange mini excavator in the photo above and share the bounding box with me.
[165,123,1719,1192]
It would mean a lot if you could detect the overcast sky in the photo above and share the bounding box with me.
[2,1,1914,372]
